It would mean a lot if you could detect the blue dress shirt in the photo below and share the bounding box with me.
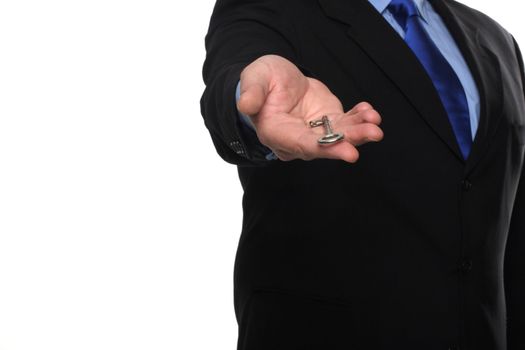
[236,0,480,160]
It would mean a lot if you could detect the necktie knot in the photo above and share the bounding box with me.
[388,0,420,31]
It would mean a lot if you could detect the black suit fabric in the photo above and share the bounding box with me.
[200,0,525,349]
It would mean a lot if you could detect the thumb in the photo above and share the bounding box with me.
[237,65,271,117]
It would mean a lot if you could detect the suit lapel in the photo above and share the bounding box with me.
[430,0,503,175]
[318,0,464,161]
[318,0,504,167]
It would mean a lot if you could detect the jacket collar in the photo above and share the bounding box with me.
[369,0,430,23]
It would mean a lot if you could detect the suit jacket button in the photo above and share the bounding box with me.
[459,260,472,273]
[229,140,245,155]
[461,179,472,191]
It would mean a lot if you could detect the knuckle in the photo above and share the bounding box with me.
[364,124,379,138]
[365,125,384,141]
[375,112,383,124]
[361,109,379,121]
[355,101,373,111]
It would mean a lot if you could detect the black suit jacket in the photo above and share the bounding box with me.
[200,0,525,349]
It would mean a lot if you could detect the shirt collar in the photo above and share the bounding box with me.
[368,0,430,23]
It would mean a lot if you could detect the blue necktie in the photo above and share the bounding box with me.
[387,0,472,159]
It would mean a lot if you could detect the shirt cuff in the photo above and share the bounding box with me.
[235,81,278,160]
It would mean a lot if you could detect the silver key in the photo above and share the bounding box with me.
[309,115,344,145]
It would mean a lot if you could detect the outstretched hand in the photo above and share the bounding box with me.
[237,55,384,163]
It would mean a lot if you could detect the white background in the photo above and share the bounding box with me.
[0,1,523,349]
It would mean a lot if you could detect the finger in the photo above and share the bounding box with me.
[319,141,360,163]
[346,101,374,116]
[341,123,384,146]
[339,108,382,126]
[357,108,382,125]
[237,66,271,116]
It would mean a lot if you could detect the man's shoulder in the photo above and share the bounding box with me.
[442,0,512,38]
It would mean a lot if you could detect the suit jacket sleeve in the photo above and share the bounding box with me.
[504,36,525,350]
[200,0,304,166]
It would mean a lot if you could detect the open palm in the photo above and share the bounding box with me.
[237,55,383,162]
